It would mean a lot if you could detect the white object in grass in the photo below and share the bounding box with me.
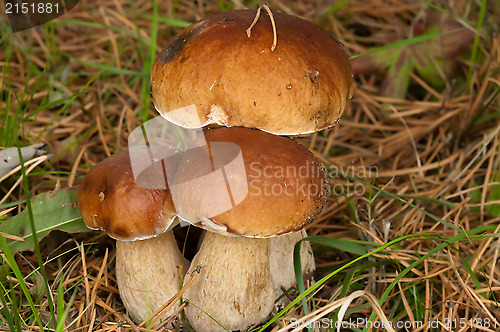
[0,143,46,178]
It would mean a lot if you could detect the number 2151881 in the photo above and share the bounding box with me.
[5,2,60,14]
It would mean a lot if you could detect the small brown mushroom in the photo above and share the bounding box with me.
[77,149,188,322]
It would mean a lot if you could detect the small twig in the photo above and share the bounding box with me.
[156,302,187,330]
[0,231,24,242]
[68,144,91,188]
[0,206,15,218]
[123,313,141,332]
[246,3,277,51]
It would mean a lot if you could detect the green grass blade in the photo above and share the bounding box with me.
[259,224,497,331]
[293,236,367,323]
[140,14,191,28]
[349,28,464,60]
[0,280,17,332]
[293,240,309,325]
[181,298,231,331]
[0,236,46,331]
[58,50,145,77]
[328,168,462,231]
[322,0,350,16]
[361,225,498,331]
[56,278,64,325]
[467,0,487,84]
[54,274,78,332]
[16,146,57,326]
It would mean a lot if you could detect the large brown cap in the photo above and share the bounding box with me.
[77,149,177,241]
[171,127,328,237]
[151,9,354,135]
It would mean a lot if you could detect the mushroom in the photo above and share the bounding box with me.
[151,9,354,136]
[150,7,354,328]
[77,149,188,322]
[172,127,328,331]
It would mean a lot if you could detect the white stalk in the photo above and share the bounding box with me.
[183,232,275,332]
[115,231,188,322]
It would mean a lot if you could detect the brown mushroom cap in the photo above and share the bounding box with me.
[77,149,177,241]
[151,9,354,135]
[171,127,328,237]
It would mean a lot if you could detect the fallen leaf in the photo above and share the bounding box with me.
[0,188,89,253]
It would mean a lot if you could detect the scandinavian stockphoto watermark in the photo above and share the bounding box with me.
[248,161,326,197]
[247,161,378,198]
[328,164,379,196]
[289,317,424,330]
[289,316,500,330]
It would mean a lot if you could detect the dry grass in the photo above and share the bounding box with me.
[1,0,499,331]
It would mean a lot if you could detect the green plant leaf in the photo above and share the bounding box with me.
[0,188,88,253]
[307,235,367,256]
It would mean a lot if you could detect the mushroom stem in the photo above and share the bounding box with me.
[270,229,315,308]
[183,232,275,332]
[115,230,188,322]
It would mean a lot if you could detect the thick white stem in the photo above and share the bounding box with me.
[115,231,188,322]
[270,229,315,308]
[184,232,275,332]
